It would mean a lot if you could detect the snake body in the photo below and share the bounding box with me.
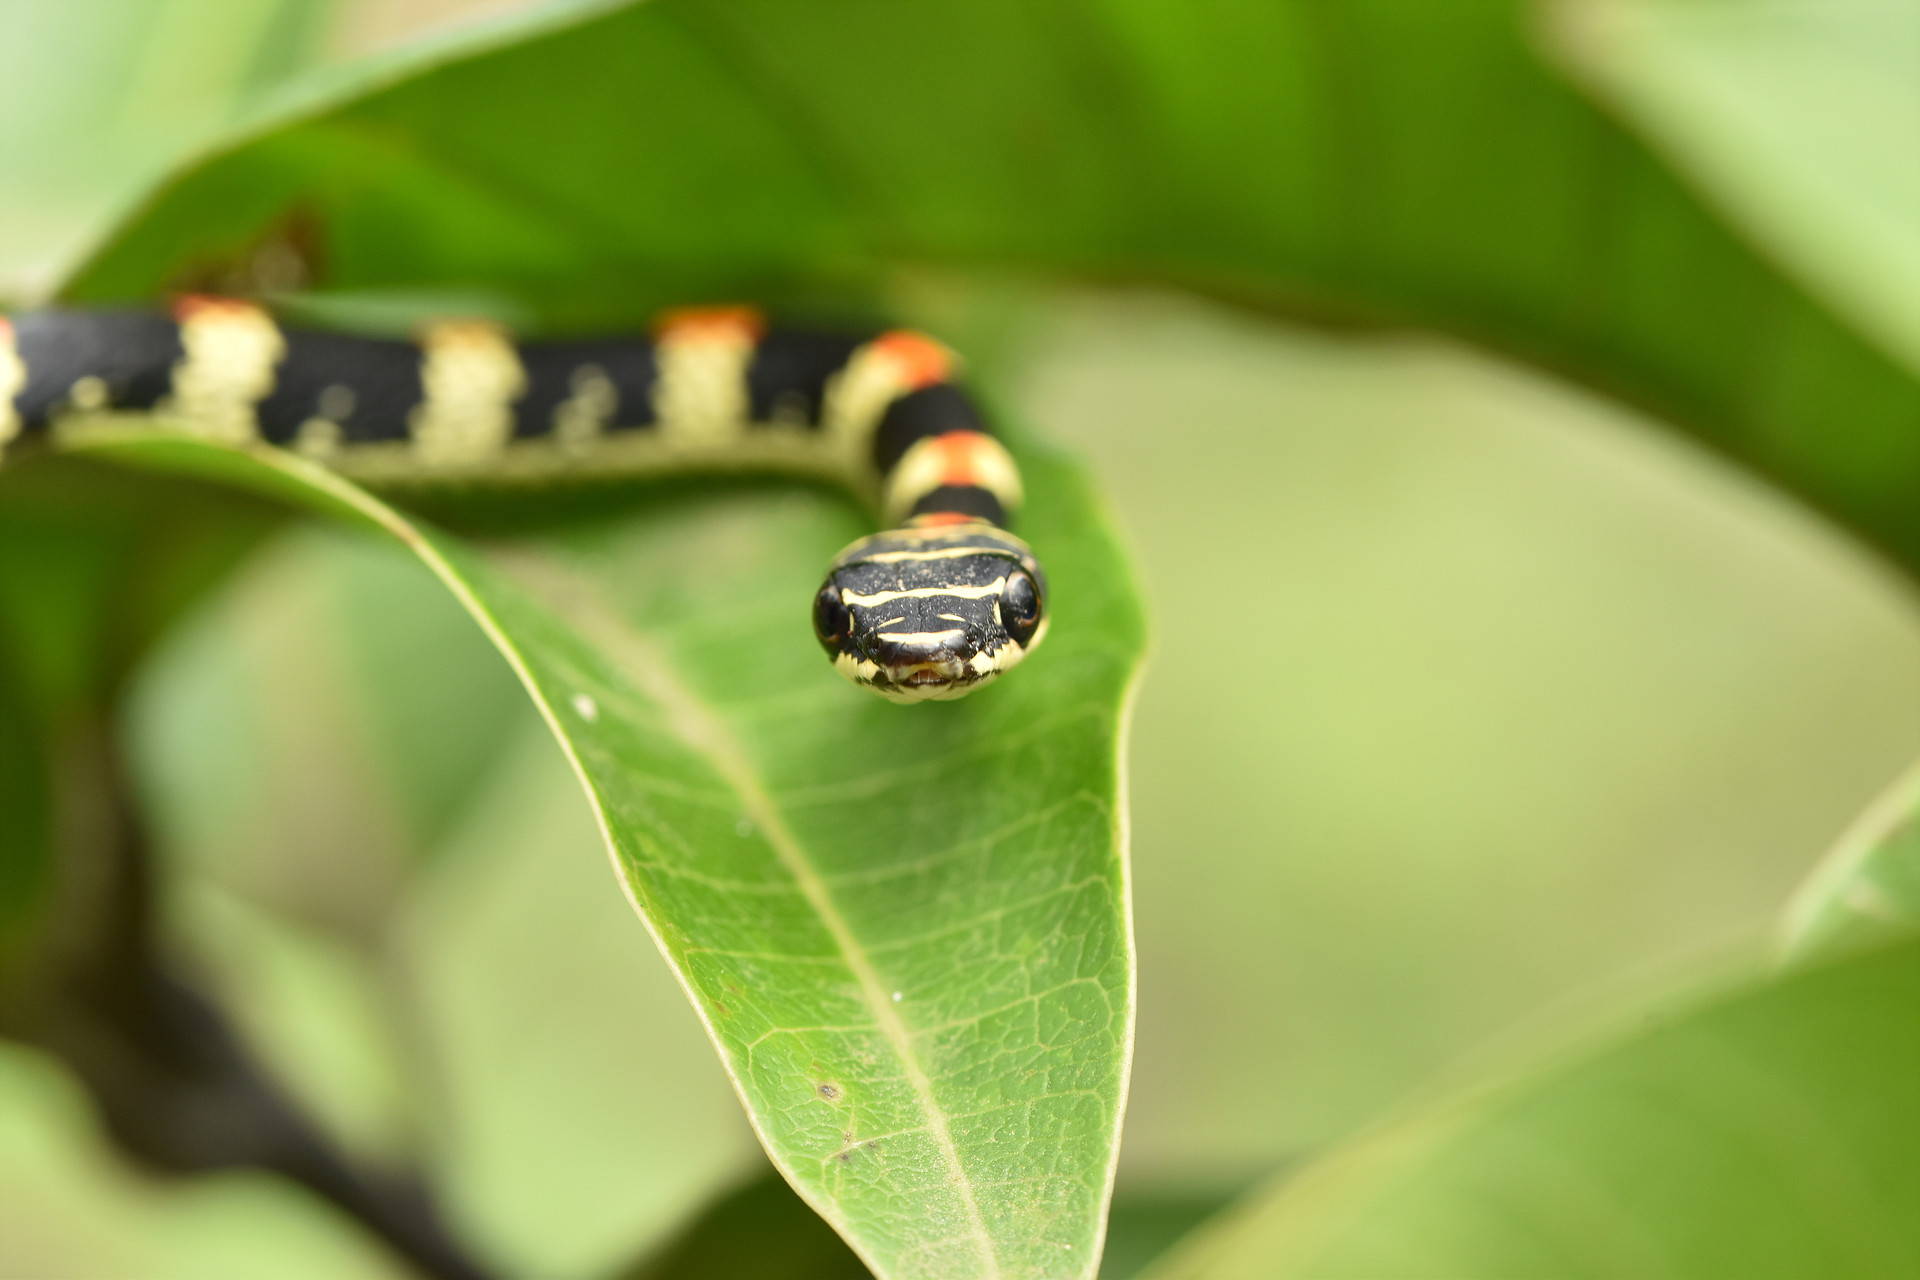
[0,298,1047,702]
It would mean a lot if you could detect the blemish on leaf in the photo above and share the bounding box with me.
[818,1083,841,1101]
[570,692,599,722]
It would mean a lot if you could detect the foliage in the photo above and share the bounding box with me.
[1147,934,1920,1279]
[2,1,1919,1278]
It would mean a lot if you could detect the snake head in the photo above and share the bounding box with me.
[813,521,1048,702]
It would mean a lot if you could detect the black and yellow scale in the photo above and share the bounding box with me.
[0,298,1048,702]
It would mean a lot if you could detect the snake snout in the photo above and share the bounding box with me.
[868,628,975,668]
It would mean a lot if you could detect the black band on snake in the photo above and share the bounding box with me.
[0,299,1049,702]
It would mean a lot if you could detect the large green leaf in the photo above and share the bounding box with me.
[1141,934,1920,1279]
[62,425,1143,1280]
[64,0,1920,577]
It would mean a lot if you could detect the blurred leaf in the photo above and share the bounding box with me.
[0,0,328,301]
[0,1038,404,1279]
[62,0,1920,580]
[625,1168,874,1280]
[0,661,51,979]
[0,456,278,985]
[129,529,434,947]
[402,717,760,1275]
[1780,755,1920,965]
[174,883,421,1172]
[1550,0,1920,379]
[1091,1190,1239,1280]
[67,426,1144,1280]
[1143,935,1920,1280]
[0,456,279,715]
[323,528,531,852]
[0,0,628,302]
[620,1166,1233,1280]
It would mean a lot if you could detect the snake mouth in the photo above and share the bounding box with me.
[829,624,1027,702]
[828,653,1006,703]
[871,656,992,702]
[889,658,969,689]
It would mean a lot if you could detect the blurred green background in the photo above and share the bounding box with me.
[5,0,1920,1277]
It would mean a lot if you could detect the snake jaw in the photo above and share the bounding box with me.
[815,522,1047,702]
[831,644,1002,703]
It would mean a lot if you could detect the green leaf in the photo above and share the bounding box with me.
[0,0,632,302]
[624,1167,874,1280]
[1549,0,1920,379]
[1141,935,1920,1280]
[64,0,1920,580]
[1781,757,1920,964]
[68,427,1144,1280]
[0,0,326,300]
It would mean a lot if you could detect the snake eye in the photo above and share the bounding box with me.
[813,581,851,649]
[1000,570,1042,647]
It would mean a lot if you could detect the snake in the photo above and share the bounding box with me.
[0,297,1048,702]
